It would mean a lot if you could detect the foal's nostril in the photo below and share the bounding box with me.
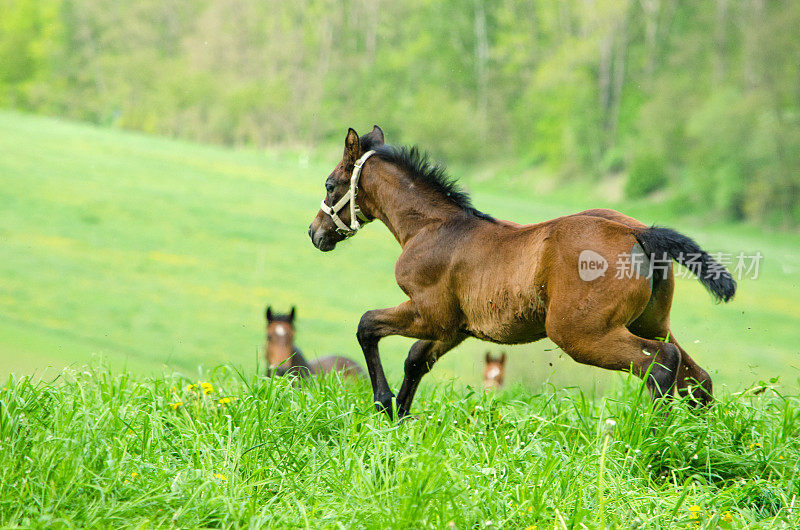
[308,225,313,238]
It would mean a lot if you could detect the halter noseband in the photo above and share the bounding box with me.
[319,150,375,237]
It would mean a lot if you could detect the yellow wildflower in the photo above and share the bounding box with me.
[749,442,762,450]
[214,473,227,482]
[131,472,139,479]
[169,402,183,410]
[688,505,702,520]
[218,397,233,405]
[723,511,733,523]
[201,382,214,395]
[186,384,197,392]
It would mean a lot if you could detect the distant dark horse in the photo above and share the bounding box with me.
[265,306,364,380]
[308,125,736,418]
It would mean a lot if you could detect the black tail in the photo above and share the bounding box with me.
[635,226,736,303]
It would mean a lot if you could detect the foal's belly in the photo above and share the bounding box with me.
[465,318,548,345]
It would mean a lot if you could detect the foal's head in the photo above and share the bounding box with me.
[483,352,507,390]
[308,126,385,251]
[265,306,296,372]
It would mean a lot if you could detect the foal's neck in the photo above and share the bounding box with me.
[362,162,467,247]
[289,346,310,369]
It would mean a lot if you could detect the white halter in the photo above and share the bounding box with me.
[319,150,375,237]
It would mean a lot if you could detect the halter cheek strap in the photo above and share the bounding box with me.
[319,150,375,237]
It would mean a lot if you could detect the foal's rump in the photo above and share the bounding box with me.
[544,211,735,303]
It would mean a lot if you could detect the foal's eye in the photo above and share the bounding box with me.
[325,179,335,193]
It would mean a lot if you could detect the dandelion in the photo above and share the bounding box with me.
[218,397,233,405]
[131,472,139,479]
[723,511,733,522]
[214,473,227,482]
[201,382,214,395]
[688,505,702,520]
[186,384,197,392]
[169,402,183,410]
[749,442,762,450]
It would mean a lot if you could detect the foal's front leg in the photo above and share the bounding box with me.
[396,336,464,418]
[356,301,435,418]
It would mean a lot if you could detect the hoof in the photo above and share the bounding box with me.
[679,379,713,408]
[647,344,681,399]
[397,408,418,421]
[374,393,396,419]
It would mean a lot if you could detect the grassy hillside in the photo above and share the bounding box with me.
[1,368,798,527]
[0,110,798,392]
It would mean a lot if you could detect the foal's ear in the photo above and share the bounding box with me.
[344,128,360,164]
[266,306,273,322]
[368,125,385,146]
[289,306,296,322]
[499,352,507,364]
[484,351,491,363]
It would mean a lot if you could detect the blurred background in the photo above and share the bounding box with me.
[1,0,798,391]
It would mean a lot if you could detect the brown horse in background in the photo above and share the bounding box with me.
[308,126,736,418]
[483,352,506,390]
[265,306,364,380]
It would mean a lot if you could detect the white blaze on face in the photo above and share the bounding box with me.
[485,365,502,380]
[268,323,292,369]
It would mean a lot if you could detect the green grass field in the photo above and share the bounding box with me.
[2,367,799,527]
[1,110,798,390]
[2,111,800,527]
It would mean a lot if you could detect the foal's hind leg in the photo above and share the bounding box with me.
[628,275,713,406]
[396,336,465,418]
[670,341,712,406]
[547,322,682,399]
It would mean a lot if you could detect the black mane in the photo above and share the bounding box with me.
[360,138,494,222]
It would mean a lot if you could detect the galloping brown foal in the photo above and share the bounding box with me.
[308,126,736,419]
[265,306,364,379]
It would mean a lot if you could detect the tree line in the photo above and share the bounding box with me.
[2,0,798,226]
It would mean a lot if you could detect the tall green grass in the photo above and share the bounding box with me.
[1,366,798,527]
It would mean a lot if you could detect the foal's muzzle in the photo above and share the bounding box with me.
[309,224,338,252]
